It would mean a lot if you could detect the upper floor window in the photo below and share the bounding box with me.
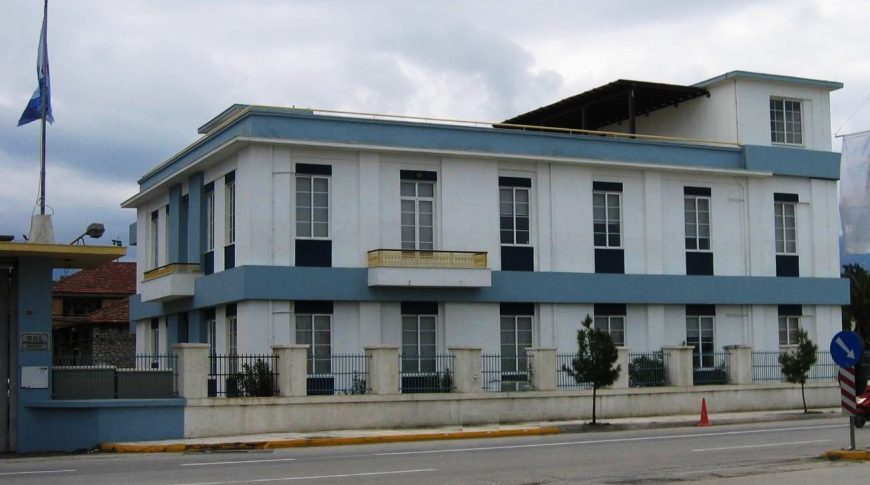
[499,177,531,246]
[63,297,102,316]
[296,174,329,239]
[774,197,797,255]
[593,182,622,248]
[684,188,711,251]
[225,173,235,245]
[205,183,215,252]
[150,210,159,268]
[401,171,436,250]
[770,98,802,145]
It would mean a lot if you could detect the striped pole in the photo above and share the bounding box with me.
[840,367,858,415]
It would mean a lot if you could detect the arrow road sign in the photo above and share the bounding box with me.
[831,331,864,368]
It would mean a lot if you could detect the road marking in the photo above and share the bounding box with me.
[373,423,846,456]
[181,458,297,467]
[0,469,76,476]
[171,468,437,485]
[692,439,833,452]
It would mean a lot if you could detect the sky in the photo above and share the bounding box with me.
[2,0,870,256]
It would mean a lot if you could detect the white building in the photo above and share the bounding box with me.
[124,71,847,376]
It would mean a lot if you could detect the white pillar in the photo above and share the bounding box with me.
[526,347,557,391]
[663,346,694,387]
[724,345,753,385]
[272,345,308,397]
[365,346,399,395]
[174,343,209,399]
[449,347,482,393]
[612,347,630,389]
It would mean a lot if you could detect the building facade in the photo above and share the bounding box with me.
[125,71,848,372]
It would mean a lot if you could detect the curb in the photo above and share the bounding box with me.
[556,410,839,434]
[821,449,870,461]
[99,427,561,453]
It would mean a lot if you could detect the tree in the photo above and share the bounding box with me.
[563,314,620,424]
[778,329,818,413]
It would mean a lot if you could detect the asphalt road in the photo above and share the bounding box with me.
[0,416,865,484]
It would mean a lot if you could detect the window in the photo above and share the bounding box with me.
[150,210,159,268]
[499,186,530,245]
[686,314,715,368]
[296,314,331,374]
[770,98,802,145]
[401,314,437,373]
[296,175,329,239]
[226,305,237,355]
[778,315,800,346]
[684,194,711,251]
[62,297,102,316]
[500,315,533,373]
[594,315,625,347]
[774,200,796,254]
[593,189,621,248]
[150,319,160,356]
[401,180,435,250]
[225,176,235,245]
[205,186,215,251]
[206,310,217,373]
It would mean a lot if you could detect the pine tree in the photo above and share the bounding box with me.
[778,329,818,413]
[563,314,621,424]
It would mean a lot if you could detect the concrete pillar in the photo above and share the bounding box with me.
[613,347,630,389]
[174,343,209,399]
[365,346,399,395]
[272,345,308,397]
[526,347,556,391]
[449,347,482,393]
[663,346,694,387]
[725,345,753,385]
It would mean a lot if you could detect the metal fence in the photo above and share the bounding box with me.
[52,353,177,399]
[752,350,839,383]
[557,352,593,390]
[307,354,371,396]
[208,354,278,398]
[399,353,454,393]
[628,351,669,387]
[481,353,532,392]
[693,352,730,385]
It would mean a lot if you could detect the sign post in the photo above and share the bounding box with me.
[831,331,864,451]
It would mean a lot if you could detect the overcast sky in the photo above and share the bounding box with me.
[2,0,869,254]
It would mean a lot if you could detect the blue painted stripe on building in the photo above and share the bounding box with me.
[744,145,841,180]
[137,108,841,190]
[129,266,849,319]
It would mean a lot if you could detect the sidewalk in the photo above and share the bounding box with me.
[100,407,842,453]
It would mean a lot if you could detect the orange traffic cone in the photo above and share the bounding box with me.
[697,398,711,427]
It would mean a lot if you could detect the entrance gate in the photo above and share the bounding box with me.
[0,265,14,452]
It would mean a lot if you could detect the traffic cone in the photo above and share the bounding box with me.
[697,398,711,427]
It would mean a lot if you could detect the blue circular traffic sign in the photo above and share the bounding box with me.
[830,331,864,368]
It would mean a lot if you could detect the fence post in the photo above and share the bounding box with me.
[448,347,482,393]
[724,345,753,385]
[525,347,556,391]
[272,345,309,397]
[662,346,694,387]
[174,343,209,399]
[365,346,400,395]
[613,347,630,389]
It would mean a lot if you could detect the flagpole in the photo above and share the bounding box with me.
[38,0,47,216]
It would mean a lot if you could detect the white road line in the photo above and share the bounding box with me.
[0,469,76,476]
[693,439,833,452]
[373,423,846,456]
[181,458,297,467]
[171,468,437,485]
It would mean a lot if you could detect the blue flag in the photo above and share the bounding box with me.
[18,0,53,127]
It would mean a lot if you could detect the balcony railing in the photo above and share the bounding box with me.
[367,249,487,269]
[142,263,201,281]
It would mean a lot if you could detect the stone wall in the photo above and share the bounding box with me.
[93,325,135,368]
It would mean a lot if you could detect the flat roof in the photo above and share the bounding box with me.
[694,70,843,90]
[0,242,126,269]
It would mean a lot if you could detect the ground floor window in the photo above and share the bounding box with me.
[686,314,715,368]
[778,316,800,346]
[500,314,533,373]
[296,314,331,374]
[593,304,626,347]
[150,319,160,356]
[402,314,437,373]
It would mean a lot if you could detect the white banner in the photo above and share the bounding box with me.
[840,132,870,254]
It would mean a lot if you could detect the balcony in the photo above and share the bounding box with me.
[140,263,201,302]
[367,249,491,287]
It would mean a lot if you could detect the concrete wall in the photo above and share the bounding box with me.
[183,383,838,438]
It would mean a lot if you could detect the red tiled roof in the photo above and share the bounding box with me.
[54,299,130,327]
[54,262,136,295]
